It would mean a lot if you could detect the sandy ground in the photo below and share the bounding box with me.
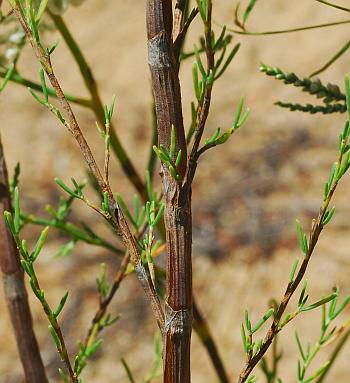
[1,0,350,382]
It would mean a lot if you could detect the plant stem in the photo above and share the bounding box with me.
[48,12,147,200]
[12,1,164,330]
[227,19,350,35]
[146,1,192,381]
[314,0,350,12]
[0,68,91,107]
[310,39,350,77]
[237,121,350,383]
[0,133,48,383]
[315,328,350,383]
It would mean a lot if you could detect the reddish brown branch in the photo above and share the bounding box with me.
[11,2,164,330]
[0,133,48,383]
[146,1,193,382]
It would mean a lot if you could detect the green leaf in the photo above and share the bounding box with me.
[322,206,336,226]
[290,257,299,282]
[55,178,82,199]
[48,324,62,351]
[300,292,338,312]
[245,309,252,333]
[345,76,350,120]
[243,0,258,24]
[215,43,241,80]
[252,308,274,333]
[36,0,49,22]
[295,331,306,361]
[152,203,165,227]
[4,211,15,235]
[116,193,136,228]
[54,240,76,258]
[102,191,109,214]
[175,149,182,167]
[31,226,49,261]
[170,125,176,159]
[192,62,201,101]
[54,291,69,318]
[0,63,15,93]
[13,187,20,234]
[39,69,48,102]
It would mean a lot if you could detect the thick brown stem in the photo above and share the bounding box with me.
[146,1,192,382]
[0,134,48,383]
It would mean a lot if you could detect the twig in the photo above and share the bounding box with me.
[0,68,91,107]
[314,0,350,12]
[226,19,350,35]
[11,1,164,330]
[0,133,48,382]
[83,251,130,346]
[237,93,350,382]
[48,12,147,201]
[310,39,350,77]
[184,0,215,190]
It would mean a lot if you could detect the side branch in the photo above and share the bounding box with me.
[11,2,164,330]
[0,133,48,383]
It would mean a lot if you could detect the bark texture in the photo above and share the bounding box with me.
[0,134,48,383]
[146,1,193,382]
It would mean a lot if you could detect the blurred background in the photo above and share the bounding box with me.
[1,0,350,381]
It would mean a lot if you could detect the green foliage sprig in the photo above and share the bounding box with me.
[275,101,346,115]
[4,187,77,382]
[153,125,183,182]
[295,290,350,383]
[237,76,350,383]
[260,64,346,114]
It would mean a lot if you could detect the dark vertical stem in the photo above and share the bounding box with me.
[146,1,193,382]
[193,302,230,383]
[0,133,48,383]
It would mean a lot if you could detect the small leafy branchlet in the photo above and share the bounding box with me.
[55,177,111,219]
[260,64,347,115]
[294,290,350,383]
[16,177,120,256]
[3,186,76,382]
[241,308,274,362]
[121,334,162,383]
[197,97,250,157]
[29,69,67,125]
[153,125,183,182]
[97,95,116,184]
[238,77,350,383]
[260,64,345,104]
[74,265,119,381]
[0,63,15,93]
[234,0,259,31]
[144,199,164,286]
[275,101,347,115]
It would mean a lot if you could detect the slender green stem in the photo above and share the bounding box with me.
[226,19,350,35]
[0,68,91,107]
[310,39,350,77]
[21,213,121,253]
[315,328,350,383]
[48,12,147,200]
[314,0,350,12]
